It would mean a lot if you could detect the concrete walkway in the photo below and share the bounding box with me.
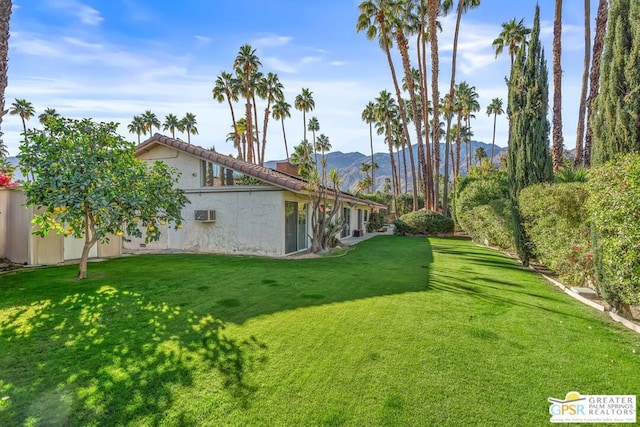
[340,225,394,245]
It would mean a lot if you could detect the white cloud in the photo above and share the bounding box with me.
[252,35,293,47]
[195,35,212,45]
[49,0,104,26]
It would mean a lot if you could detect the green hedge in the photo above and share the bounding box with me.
[393,210,454,235]
[519,182,594,288]
[455,167,514,251]
[587,153,640,310]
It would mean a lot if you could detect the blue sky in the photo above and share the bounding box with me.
[4,0,597,160]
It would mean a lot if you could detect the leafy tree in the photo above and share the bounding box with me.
[271,98,292,160]
[180,113,198,144]
[38,107,60,126]
[10,98,35,136]
[492,18,531,67]
[127,115,146,145]
[486,97,504,159]
[20,117,189,279]
[507,5,553,266]
[162,113,181,139]
[0,0,10,150]
[591,0,640,165]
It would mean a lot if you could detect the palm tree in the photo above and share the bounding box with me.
[228,118,249,158]
[127,115,146,145]
[486,98,504,160]
[360,162,372,193]
[375,89,400,209]
[257,72,284,166]
[38,107,59,126]
[574,0,590,167]
[474,146,487,165]
[234,44,261,164]
[294,88,315,143]
[361,101,377,189]
[442,0,481,217]
[141,110,160,136]
[357,0,418,211]
[459,82,479,172]
[10,98,35,136]
[163,113,181,139]
[584,0,608,167]
[272,98,292,161]
[180,113,198,144]
[0,0,10,150]
[316,133,331,184]
[492,18,531,67]
[552,0,563,173]
[307,116,320,167]
[213,71,241,159]
[427,0,441,211]
[289,140,314,178]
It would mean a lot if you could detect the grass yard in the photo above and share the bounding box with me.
[0,236,638,426]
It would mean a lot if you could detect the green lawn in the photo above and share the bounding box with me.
[0,236,638,426]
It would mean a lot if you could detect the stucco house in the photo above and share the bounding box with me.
[126,134,385,256]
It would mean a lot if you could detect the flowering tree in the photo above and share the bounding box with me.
[20,118,189,278]
[0,172,15,187]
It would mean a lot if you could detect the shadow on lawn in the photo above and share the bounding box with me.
[0,285,266,426]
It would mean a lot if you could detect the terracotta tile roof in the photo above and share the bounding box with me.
[136,134,386,208]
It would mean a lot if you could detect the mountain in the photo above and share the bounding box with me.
[266,141,507,192]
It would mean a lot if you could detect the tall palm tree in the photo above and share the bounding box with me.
[141,110,160,136]
[375,89,400,209]
[427,0,441,211]
[10,98,35,136]
[163,113,181,139]
[294,88,315,144]
[316,133,331,184]
[257,72,283,166]
[459,82,479,172]
[307,116,320,167]
[234,44,261,164]
[357,0,418,211]
[180,113,198,144]
[289,140,314,178]
[361,101,377,190]
[0,0,10,150]
[442,0,481,217]
[272,98,292,161]
[492,18,531,67]
[552,0,563,173]
[213,71,242,159]
[38,107,60,126]
[574,0,590,167]
[584,0,608,167]
[127,115,146,145]
[486,98,504,160]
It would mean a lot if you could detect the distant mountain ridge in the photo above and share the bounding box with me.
[266,140,507,192]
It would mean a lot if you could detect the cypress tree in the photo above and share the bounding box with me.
[591,0,640,165]
[507,5,553,266]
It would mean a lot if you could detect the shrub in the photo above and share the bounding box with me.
[587,153,640,311]
[393,209,453,235]
[455,166,514,251]
[519,182,593,288]
[366,211,386,232]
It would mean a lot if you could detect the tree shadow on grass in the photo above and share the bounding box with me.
[0,285,266,426]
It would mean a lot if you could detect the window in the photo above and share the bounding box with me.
[285,201,308,253]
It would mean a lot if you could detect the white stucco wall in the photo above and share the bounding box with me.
[124,187,287,256]
[137,145,201,189]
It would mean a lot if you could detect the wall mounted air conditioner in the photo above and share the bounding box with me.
[194,210,216,222]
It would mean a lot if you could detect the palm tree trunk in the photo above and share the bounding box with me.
[369,122,375,191]
[402,142,408,194]
[385,121,399,214]
[0,0,10,150]
[428,0,441,211]
[396,146,402,196]
[281,118,289,161]
[187,127,191,144]
[574,0,590,167]
[443,4,464,217]
[302,111,307,142]
[456,115,463,178]
[137,132,141,145]
[552,0,564,173]
[584,0,608,167]
[396,29,420,210]
[252,94,260,164]
[245,94,253,164]
[491,112,497,159]
[419,17,434,210]
[226,94,242,160]
[261,99,272,166]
